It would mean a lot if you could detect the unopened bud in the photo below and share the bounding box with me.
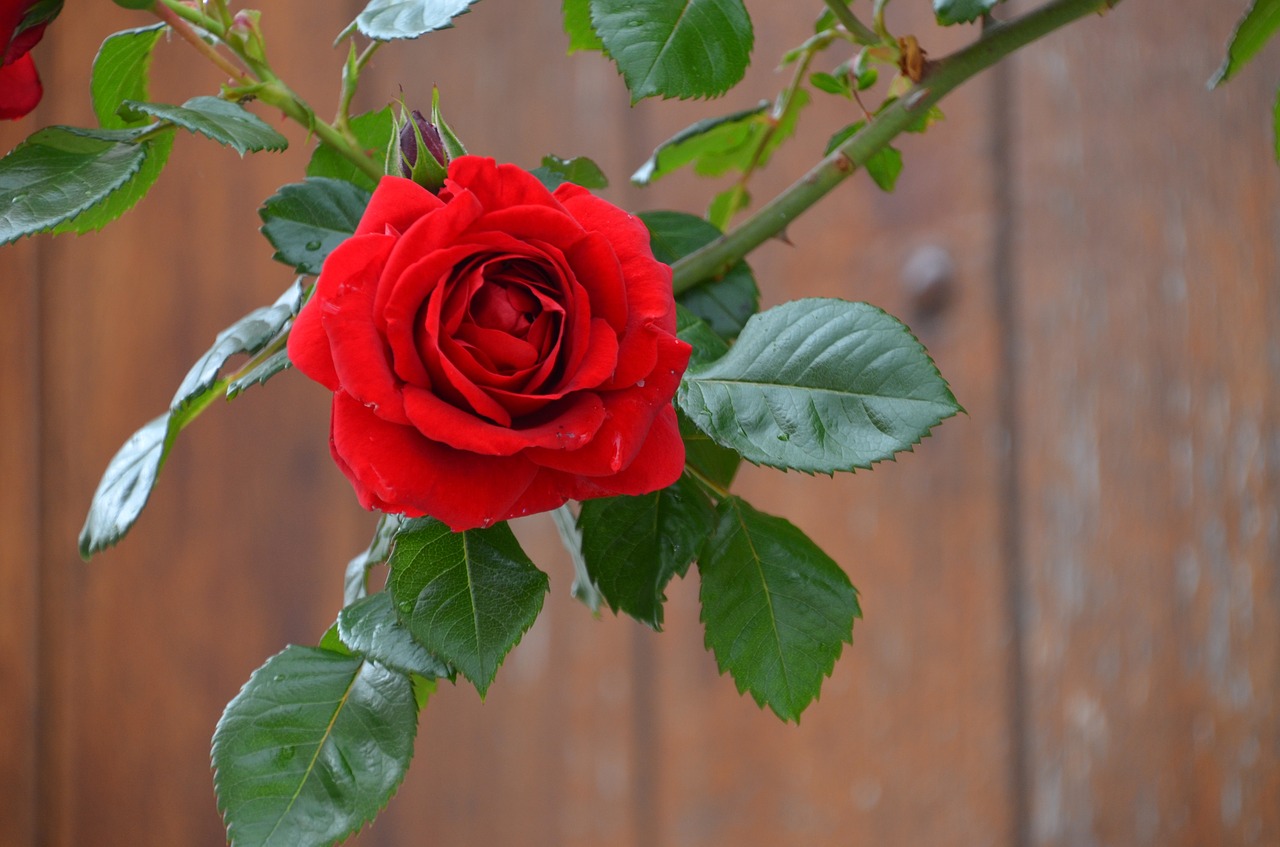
[398,110,447,177]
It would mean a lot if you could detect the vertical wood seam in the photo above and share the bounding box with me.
[990,53,1033,847]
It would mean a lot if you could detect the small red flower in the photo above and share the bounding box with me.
[289,156,691,530]
[1,0,61,120]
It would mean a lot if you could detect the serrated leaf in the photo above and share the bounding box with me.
[934,0,999,25]
[212,646,417,847]
[354,0,479,40]
[698,497,860,721]
[307,107,394,192]
[79,281,305,558]
[259,178,371,274]
[0,127,148,245]
[530,154,608,190]
[174,280,304,411]
[91,24,166,129]
[1211,0,1280,86]
[632,101,767,184]
[826,120,903,192]
[120,97,288,156]
[591,0,753,102]
[678,409,740,489]
[338,592,454,679]
[642,210,758,339]
[344,514,402,604]
[563,0,604,52]
[675,303,730,368]
[578,476,716,629]
[78,415,171,559]
[50,132,174,235]
[387,518,548,695]
[677,298,961,474]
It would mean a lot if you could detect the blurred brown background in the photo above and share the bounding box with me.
[1,1,1276,845]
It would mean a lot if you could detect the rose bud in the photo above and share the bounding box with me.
[288,156,692,531]
[389,109,448,191]
[1,0,62,120]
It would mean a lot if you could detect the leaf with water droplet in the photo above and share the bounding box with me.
[259,177,371,274]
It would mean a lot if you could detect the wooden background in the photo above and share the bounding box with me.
[1,1,1276,845]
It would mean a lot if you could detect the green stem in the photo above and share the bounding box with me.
[152,1,252,85]
[551,505,602,613]
[671,0,1119,294]
[822,0,880,45]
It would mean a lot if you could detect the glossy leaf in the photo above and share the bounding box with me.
[343,514,402,604]
[259,178,371,274]
[1210,0,1280,86]
[120,97,288,156]
[698,497,860,721]
[354,0,480,40]
[591,0,753,102]
[934,0,999,25]
[675,303,730,368]
[578,475,716,629]
[79,281,305,558]
[678,410,740,489]
[677,298,961,474]
[642,210,758,339]
[387,518,548,695]
[531,154,609,190]
[562,0,604,52]
[0,127,148,245]
[50,133,174,236]
[212,646,417,847]
[338,592,454,679]
[632,101,767,184]
[307,107,394,191]
[90,24,165,129]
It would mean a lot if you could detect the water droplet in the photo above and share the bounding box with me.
[777,433,790,441]
[635,379,645,388]
[305,240,322,251]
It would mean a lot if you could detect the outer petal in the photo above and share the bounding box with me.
[288,233,394,391]
[402,386,605,456]
[0,53,40,119]
[585,405,685,496]
[330,391,538,530]
[444,156,563,212]
[354,176,445,237]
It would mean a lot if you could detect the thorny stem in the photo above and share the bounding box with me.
[154,0,383,183]
[821,0,881,45]
[671,0,1121,295]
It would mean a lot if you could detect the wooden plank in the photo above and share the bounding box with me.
[1010,4,1279,845]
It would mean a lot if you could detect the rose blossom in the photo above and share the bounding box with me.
[1,0,60,120]
[288,156,692,530]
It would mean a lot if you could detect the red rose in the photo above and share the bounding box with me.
[288,156,691,530]
[1,0,60,120]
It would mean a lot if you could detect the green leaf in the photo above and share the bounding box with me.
[0,127,148,245]
[307,107,394,192]
[212,646,417,847]
[344,514,402,605]
[563,0,605,52]
[641,210,758,339]
[678,409,740,489]
[677,298,961,474]
[90,24,166,129]
[259,178,371,275]
[590,0,754,102]
[530,154,609,190]
[1211,0,1280,86]
[578,476,716,629]
[826,121,904,192]
[934,0,1000,25]
[632,101,767,184]
[387,518,548,695]
[78,415,171,559]
[50,132,174,235]
[79,281,305,559]
[810,71,851,98]
[354,0,480,40]
[675,303,730,368]
[698,497,860,721]
[338,592,454,679]
[120,97,288,156]
[173,280,304,411]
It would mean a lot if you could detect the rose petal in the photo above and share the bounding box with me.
[402,385,605,456]
[0,53,41,120]
[330,390,538,530]
[354,176,445,237]
[289,233,395,391]
[443,156,562,213]
[322,283,409,425]
[374,189,484,319]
